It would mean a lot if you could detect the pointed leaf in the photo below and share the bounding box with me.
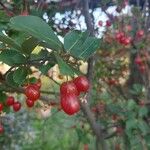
[55,54,75,76]
[0,32,21,50]
[0,50,26,66]
[9,15,63,51]
[13,67,28,85]
[21,37,40,55]
[64,30,100,60]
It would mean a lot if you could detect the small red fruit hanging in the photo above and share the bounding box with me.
[0,103,3,112]
[60,81,79,96]
[13,101,21,112]
[6,96,15,106]
[26,99,34,108]
[25,85,40,101]
[73,76,90,93]
[61,94,80,115]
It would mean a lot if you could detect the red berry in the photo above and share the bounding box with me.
[98,20,103,26]
[60,81,79,96]
[115,32,124,41]
[139,65,146,73]
[125,25,132,31]
[61,94,80,115]
[13,101,21,112]
[25,85,40,101]
[0,125,4,134]
[106,20,111,27]
[0,103,3,112]
[134,55,143,65]
[137,30,144,38]
[123,37,132,45]
[6,96,15,106]
[73,76,90,93]
[26,99,34,107]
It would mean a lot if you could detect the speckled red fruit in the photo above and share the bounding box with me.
[6,96,15,106]
[0,103,3,111]
[60,81,79,96]
[0,125,4,134]
[25,85,40,101]
[26,99,34,107]
[13,102,21,112]
[61,94,80,115]
[73,76,90,93]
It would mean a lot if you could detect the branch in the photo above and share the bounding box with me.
[81,0,107,149]
[0,1,14,16]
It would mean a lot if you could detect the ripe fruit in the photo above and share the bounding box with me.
[139,64,146,73]
[13,101,21,112]
[6,96,15,106]
[136,30,144,38]
[25,85,40,101]
[73,76,90,93]
[106,20,111,27]
[115,32,124,40]
[60,81,79,96]
[134,55,143,65]
[26,99,34,107]
[0,103,3,112]
[0,125,4,134]
[61,94,80,115]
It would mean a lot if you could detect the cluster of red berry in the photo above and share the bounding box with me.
[115,31,132,46]
[0,80,41,134]
[60,76,89,115]
[134,55,146,73]
[24,80,41,107]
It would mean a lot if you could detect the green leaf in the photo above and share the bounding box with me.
[138,119,150,135]
[77,37,100,59]
[0,50,26,66]
[21,37,40,55]
[54,54,75,76]
[6,71,19,87]
[9,15,63,51]
[127,99,137,111]
[126,118,138,131]
[64,30,89,53]
[0,32,21,50]
[13,67,28,85]
[39,63,54,75]
[138,107,148,117]
[64,30,100,60]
